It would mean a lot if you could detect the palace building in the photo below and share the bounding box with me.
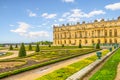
[53,16,120,46]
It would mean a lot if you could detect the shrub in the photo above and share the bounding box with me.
[9,44,13,50]
[78,43,82,48]
[35,43,40,52]
[48,44,51,47]
[19,43,26,57]
[28,44,32,50]
[62,44,64,47]
[96,43,100,49]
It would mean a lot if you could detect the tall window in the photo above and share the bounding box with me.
[92,40,94,44]
[114,39,117,43]
[109,30,112,37]
[114,29,117,37]
[98,39,100,43]
[109,39,112,44]
[79,40,81,44]
[98,30,100,37]
[105,30,107,37]
[85,40,87,44]
[105,39,107,43]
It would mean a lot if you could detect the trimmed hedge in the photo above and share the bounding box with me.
[0,49,100,79]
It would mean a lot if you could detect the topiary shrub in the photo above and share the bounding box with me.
[35,43,40,52]
[19,43,26,57]
[9,44,13,50]
[62,44,64,47]
[48,44,51,47]
[78,43,82,48]
[96,43,100,49]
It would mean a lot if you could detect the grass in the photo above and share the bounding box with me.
[29,48,97,62]
[36,49,109,80]
[89,48,120,80]
[0,52,13,58]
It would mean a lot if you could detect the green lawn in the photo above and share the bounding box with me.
[29,48,97,62]
[89,48,120,80]
[36,49,109,80]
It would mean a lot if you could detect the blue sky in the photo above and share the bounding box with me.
[0,0,120,43]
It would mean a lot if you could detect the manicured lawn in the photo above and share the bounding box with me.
[36,50,109,80]
[89,48,120,80]
[29,48,97,62]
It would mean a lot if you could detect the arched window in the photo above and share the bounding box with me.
[92,40,94,44]
[105,30,107,37]
[114,29,117,37]
[109,30,112,37]
[98,39,100,43]
[105,39,107,43]
[79,40,81,44]
[98,30,100,37]
[114,39,117,43]
[64,40,66,44]
[109,39,112,44]
[85,40,87,44]
[69,40,71,44]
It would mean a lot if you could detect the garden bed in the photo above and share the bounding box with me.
[35,49,109,80]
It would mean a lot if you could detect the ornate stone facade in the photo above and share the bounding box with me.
[53,17,120,46]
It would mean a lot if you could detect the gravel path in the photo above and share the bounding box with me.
[1,49,104,80]
[0,50,34,60]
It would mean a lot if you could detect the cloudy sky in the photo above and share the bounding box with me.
[0,0,120,43]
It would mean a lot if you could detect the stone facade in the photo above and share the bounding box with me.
[53,17,120,46]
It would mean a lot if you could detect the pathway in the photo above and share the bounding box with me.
[1,49,105,80]
[0,50,34,60]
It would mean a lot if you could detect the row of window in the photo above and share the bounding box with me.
[54,39,118,45]
[54,29,118,39]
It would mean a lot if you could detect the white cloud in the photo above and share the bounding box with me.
[41,13,57,19]
[27,31,49,38]
[10,22,49,38]
[105,2,120,10]
[10,22,30,34]
[27,9,37,17]
[62,0,75,3]
[29,12,37,17]
[62,12,70,17]
[9,24,14,27]
[85,10,105,18]
[59,8,105,22]
[59,18,65,22]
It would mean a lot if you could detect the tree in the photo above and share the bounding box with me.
[48,44,51,47]
[28,44,32,50]
[35,43,40,52]
[9,44,13,50]
[62,44,64,47]
[96,43,100,49]
[78,43,82,48]
[19,43,26,57]
[15,44,18,48]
